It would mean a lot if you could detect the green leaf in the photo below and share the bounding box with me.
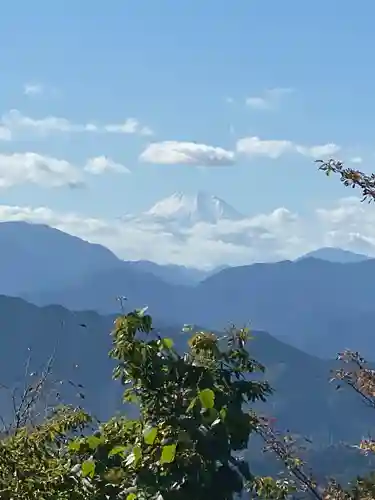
[68,439,81,452]
[219,408,227,420]
[199,388,215,409]
[143,425,158,445]
[133,445,142,466]
[127,494,137,500]
[187,396,197,412]
[81,459,96,478]
[160,443,177,464]
[108,445,127,457]
[160,337,174,350]
[86,435,103,450]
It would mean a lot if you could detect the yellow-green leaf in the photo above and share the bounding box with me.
[161,337,174,349]
[187,396,197,412]
[133,445,142,466]
[108,445,127,457]
[160,443,177,464]
[87,435,102,450]
[199,388,215,409]
[81,459,96,478]
[143,425,158,445]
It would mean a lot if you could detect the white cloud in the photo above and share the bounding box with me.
[84,156,130,175]
[350,156,363,164]
[314,197,375,253]
[23,83,60,99]
[139,137,339,166]
[0,151,131,188]
[0,149,130,188]
[3,110,75,134]
[236,136,341,160]
[0,109,153,138]
[236,137,294,159]
[246,96,271,110]
[0,126,11,141]
[23,83,44,96]
[246,87,294,110]
[104,119,153,136]
[139,141,236,166]
[0,152,83,189]
[295,143,341,159]
[1,196,374,269]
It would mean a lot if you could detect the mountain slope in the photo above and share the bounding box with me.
[0,221,122,296]
[23,257,375,358]
[24,266,190,323]
[298,247,371,263]
[0,294,370,445]
[194,258,375,357]
[0,220,226,296]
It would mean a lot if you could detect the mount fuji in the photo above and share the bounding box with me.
[142,191,244,226]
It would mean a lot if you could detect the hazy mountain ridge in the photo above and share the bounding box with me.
[25,255,375,358]
[0,293,370,445]
[2,220,375,359]
[298,247,371,263]
[0,221,123,296]
[0,220,225,292]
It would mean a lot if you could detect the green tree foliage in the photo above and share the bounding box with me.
[0,406,91,499]
[0,309,293,499]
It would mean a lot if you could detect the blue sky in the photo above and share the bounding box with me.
[0,1,373,266]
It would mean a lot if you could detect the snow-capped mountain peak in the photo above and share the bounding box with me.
[144,191,244,225]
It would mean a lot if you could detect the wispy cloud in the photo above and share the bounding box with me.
[0,109,154,139]
[140,141,236,166]
[236,137,294,159]
[0,126,11,141]
[23,83,44,96]
[246,87,294,110]
[349,156,363,164]
[295,143,341,159]
[236,136,340,159]
[23,82,61,99]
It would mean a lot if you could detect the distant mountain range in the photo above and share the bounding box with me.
[2,220,375,358]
